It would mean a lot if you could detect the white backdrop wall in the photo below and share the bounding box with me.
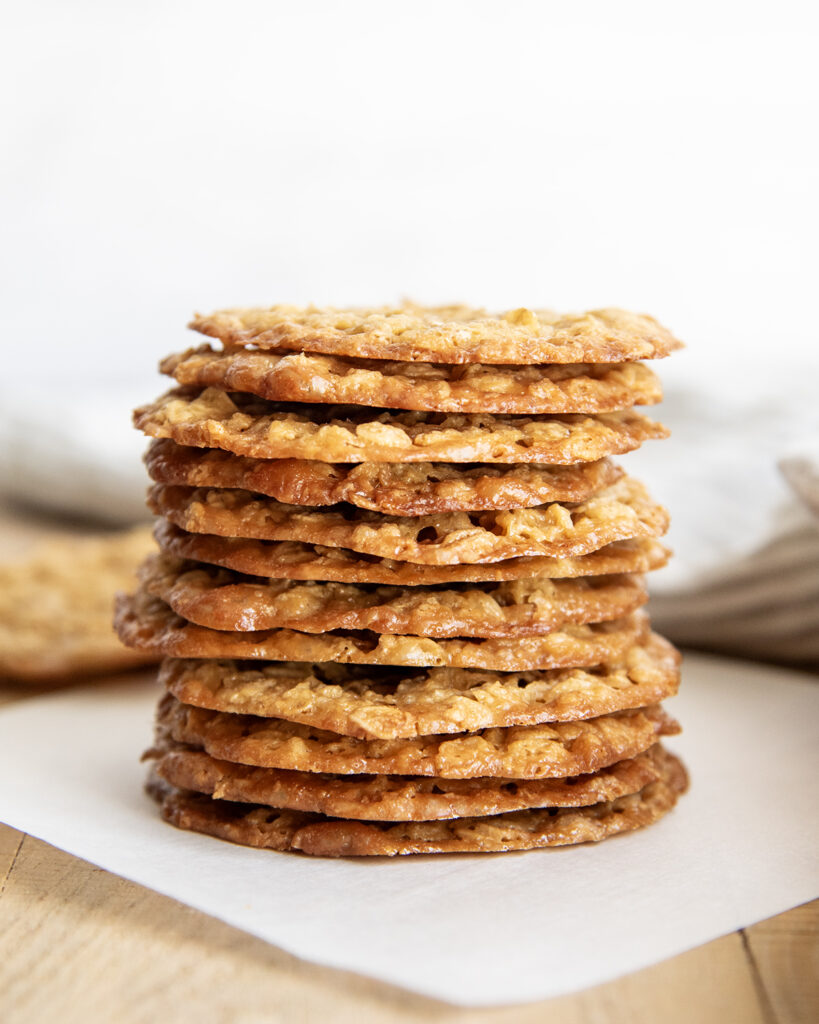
[2,0,816,387]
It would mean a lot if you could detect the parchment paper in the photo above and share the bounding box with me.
[0,652,816,1006]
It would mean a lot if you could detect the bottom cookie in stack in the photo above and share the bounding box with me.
[145,714,685,856]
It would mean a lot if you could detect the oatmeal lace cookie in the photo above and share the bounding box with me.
[149,742,672,821]
[162,346,662,414]
[135,388,669,464]
[140,554,649,637]
[115,590,649,672]
[1,527,157,683]
[189,304,682,365]
[156,631,679,739]
[148,750,687,855]
[145,439,623,515]
[155,693,680,778]
[154,522,671,585]
[147,477,669,566]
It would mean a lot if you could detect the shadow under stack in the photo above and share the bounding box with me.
[116,304,688,856]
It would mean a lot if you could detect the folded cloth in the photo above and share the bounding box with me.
[0,360,816,668]
[780,455,819,517]
[626,358,819,668]
[650,507,819,666]
[0,385,151,524]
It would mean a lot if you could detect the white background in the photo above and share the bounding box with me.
[2,0,817,386]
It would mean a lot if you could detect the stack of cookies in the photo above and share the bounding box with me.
[116,304,688,857]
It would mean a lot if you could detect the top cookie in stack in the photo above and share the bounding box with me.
[118,304,687,857]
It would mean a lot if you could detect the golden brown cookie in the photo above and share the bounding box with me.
[141,554,648,637]
[189,304,682,365]
[161,347,663,414]
[145,439,623,515]
[0,527,158,683]
[147,477,668,566]
[150,742,671,820]
[158,632,679,738]
[154,522,671,585]
[134,388,669,464]
[150,750,686,855]
[155,694,679,778]
[149,749,686,855]
[115,590,648,671]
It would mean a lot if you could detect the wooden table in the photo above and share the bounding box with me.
[0,503,816,1023]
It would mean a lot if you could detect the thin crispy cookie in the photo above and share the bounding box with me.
[158,632,679,738]
[115,590,648,671]
[154,523,671,585]
[150,742,670,820]
[150,752,687,855]
[141,554,648,636]
[134,388,669,464]
[150,751,687,855]
[162,347,662,414]
[189,305,682,365]
[145,439,623,515]
[0,527,157,683]
[150,752,686,855]
[147,477,669,566]
[155,694,680,778]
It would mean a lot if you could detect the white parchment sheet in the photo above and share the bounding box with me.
[0,652,816,1007]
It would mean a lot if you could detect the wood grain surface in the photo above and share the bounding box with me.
[0,500,816,1023]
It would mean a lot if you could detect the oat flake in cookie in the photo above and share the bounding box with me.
[120,303,687,856]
